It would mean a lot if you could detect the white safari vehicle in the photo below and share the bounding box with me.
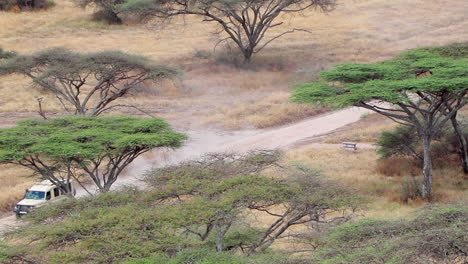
[14,180,76,217]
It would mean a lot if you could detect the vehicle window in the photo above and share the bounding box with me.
[53,188,60,197]
[46,191,51,200]
[24,191,45,200]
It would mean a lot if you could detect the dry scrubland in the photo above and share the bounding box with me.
[0,0,468,214]
[0,0,467,123]
[286,147,468,219]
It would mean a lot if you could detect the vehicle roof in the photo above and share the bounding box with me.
[28,180,59,192]
[29,185,54,192]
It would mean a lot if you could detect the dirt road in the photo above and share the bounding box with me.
[0,106,370,236]
[108,106,371,188]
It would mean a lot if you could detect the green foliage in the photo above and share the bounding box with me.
[0,115,185,162]
[0,115,186,192]
[313,205,468,264]
[125,249,306,264]
[0,47,16,60]
[377,121,467,161]
[0,48,177,116]
[6,159,360,263]
[377,126,420,159]
[292,43,468,107]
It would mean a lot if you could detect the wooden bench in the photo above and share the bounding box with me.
[342,142,357,151]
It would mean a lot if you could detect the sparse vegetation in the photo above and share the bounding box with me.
[77,0,127,24]
[122,0,336,64]
[0,48,177,116]
[205,92,327,129]
[0,1,467,263]
[0,48,15,60]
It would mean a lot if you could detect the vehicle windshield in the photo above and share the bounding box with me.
[24,191,45,200]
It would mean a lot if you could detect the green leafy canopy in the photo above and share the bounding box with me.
[0,115,187,162]
[292,43,468,108]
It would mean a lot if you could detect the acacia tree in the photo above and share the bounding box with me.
[0,48,177,116]
[0,116,187,193]
[121,0,336,64]
[293,46,468,199]
[144,152,360,253]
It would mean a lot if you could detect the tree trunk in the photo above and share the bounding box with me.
[450,114,468,174]
[242,48,254,65]
[215,224,224,252]
[421,135,433,199]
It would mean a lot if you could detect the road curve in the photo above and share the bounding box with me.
[0,106,370,236]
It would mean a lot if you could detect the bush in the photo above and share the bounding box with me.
[125,249,308,264]
[313,205,468,264]
[3,157,360,263]
[91,8,122,23]
[399,177,422,203]
[77,0,127,24]
[0,0,16,11]
[375,156,420,177]
[45,0,55,8]
[377,122,468,173]
[377,125,420,160]
[0,48,16,59]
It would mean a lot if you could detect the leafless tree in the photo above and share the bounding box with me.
[123,0,336,64]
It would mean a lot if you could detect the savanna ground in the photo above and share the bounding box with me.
[0,0,467,221]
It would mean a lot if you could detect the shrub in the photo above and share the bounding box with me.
[0,0,16,11]
[313,205,468,264]
[45,0,55,8]
[4,158,360,263]
[377,122,468,174]
[377,125,420,160]
[375,156,420,177]
[77,0,127,24]
[0,48,16,59]
[399,177,422,203]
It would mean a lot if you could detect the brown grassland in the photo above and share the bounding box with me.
[0,0,467,215]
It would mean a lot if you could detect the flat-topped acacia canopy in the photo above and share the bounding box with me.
[0,115,187,193]
[0,48,177,116]
[293,43,468,199]
[293,46,467,108]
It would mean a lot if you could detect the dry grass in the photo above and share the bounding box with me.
[323,113,397,143]
[285,147,468,219]
[204,92,327,129]
[1,0,468,216]
[0,0,467,116]
[324,122,397,143]
[0,165,35,213]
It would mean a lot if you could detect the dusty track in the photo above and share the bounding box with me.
[0,106,371,236]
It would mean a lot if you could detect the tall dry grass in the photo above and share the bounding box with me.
[325,122,397,143]
[204,92,327,129]
[0,165,35,213]
[286,147,467,219]
[1,0,467,116]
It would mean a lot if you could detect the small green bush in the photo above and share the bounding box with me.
[45,0,56,8]
[0,47,16,59]
[313,205,468,264]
